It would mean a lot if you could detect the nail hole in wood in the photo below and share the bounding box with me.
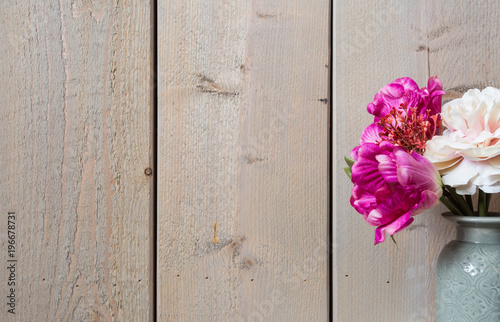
[144,168,153,176]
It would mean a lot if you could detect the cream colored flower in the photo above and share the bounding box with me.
[424,87,500,194]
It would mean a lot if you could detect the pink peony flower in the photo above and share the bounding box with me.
[351,77,445,161]
[367,76,445,121]
[351,141,442,244]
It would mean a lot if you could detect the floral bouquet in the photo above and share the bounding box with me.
[345,77,500,244]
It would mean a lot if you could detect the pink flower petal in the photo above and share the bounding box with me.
[359,123,383,145]
[374,212,414,245]
[367,76,444,122]
[380,83,405,99]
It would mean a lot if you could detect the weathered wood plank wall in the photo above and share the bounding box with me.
[0,1,152,321]
[158,0,330,321]
[0,1,331,321]
[334,0,500,321]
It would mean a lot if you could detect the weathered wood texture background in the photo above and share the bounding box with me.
[334,0,500,321]
[0,1,152,321]
[158,0,330,321]
[0,0,330,321]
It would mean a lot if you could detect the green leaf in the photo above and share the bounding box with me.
[344,156,355,168]
[344,167,352,180]
[344,156,355,180]
[390,235,397,246]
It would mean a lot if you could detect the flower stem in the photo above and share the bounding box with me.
[466,195,473,211]
[486,193,492,214]
[439,195,464,216]
[444,186,474,216]
[478,189,486,217]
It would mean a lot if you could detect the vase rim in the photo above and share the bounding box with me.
[442,212,500,225]
[442,212,500,243]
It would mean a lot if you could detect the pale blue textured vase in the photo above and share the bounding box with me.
[436,213,500,322]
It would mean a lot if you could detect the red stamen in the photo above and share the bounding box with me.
[376,104,441,154]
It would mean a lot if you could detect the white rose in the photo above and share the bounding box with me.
[424,87,500,194]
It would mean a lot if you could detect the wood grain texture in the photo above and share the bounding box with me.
[158,1,330,320]
[334,0,500,321]
[0,1,152,321]
[427,0,500,100]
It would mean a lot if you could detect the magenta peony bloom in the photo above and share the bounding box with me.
[350,141,442,244]
[351,77,445,161]
[367,76,445,121]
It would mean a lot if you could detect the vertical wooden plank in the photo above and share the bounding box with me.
[335,1,500,320]
[334,1,452,321]
[0,1,152,321]
[158,1,330,320]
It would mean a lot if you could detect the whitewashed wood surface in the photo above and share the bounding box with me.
[334,0,500,321]
[158,0,330,321]
[0,1,152,321]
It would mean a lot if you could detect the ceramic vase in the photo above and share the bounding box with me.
[436,213,500,321]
